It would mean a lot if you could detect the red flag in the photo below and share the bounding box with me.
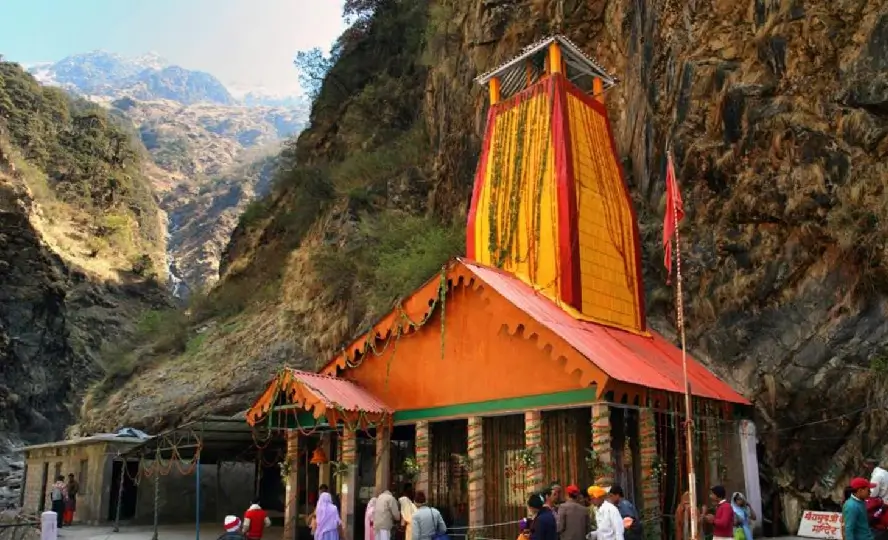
[663,152,684,282]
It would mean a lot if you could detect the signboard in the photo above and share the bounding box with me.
[798,511,842,539]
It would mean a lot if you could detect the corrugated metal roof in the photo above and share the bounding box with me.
[286,369,393,414]
[461,260,750,405]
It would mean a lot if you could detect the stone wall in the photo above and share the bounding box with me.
[134,462,256,525]
[21,440,138,524]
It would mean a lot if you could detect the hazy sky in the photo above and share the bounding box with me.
[1,0,348,95]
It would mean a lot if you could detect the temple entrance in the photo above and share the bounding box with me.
[542,408,593,490]
[429,420,469,529]
[108,460,139,521]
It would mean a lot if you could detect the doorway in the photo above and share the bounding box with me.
[38,463,49,512]
[108,460,139,521]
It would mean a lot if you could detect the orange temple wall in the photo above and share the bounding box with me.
[337,279,607,412]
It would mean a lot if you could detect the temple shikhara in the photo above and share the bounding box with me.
[245,36,762,540]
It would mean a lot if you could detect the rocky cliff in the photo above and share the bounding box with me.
[0,62,171,508]
[82,0,888,532]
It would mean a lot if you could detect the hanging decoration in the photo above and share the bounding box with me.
[585,448,614,482]
[310,447,329,466]
[402,456,421,479]
[279,461,292,480]
[330,461,350,478]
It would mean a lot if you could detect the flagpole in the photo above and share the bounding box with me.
[668,148,700,540]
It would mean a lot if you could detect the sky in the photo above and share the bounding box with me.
[0,0,348,95]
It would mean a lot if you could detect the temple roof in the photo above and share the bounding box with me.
[321,259,750,406]
[475,35,617,98]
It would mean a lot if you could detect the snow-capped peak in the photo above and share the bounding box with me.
[132,52,169,71]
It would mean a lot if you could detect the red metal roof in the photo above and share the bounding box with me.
[286,368,393,414]
[461,259,749,405]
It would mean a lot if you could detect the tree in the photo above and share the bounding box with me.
[343,0,384,22]
[293,48,334,101]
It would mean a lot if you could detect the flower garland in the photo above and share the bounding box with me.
[402,456,421,479]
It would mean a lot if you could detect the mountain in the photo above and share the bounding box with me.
[80,0,888,533]
[27,51,309,292]
[0,61,171,508]
[29,51,311,110]
[30,51,235,105]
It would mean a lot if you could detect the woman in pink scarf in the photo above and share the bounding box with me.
[365,497,377,540]
[314,492,344,540]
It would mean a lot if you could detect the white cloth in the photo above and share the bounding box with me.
[871,466,888,502]
[590,500,624,540]
[375,529,392,540]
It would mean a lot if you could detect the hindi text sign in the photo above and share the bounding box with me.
[798,511,842,540]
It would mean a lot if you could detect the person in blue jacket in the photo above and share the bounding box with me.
[845,477,876,540]
[528,490,558,540]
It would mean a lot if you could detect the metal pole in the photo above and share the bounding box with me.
[216,462,222,521]
[195,456,201,540]
[669,150,699,540]
[254,456,261,498]
[152,465,160,540]
[113,460,125,533]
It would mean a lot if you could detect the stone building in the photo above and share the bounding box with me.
[245,36,762,540]
[20,434,144,524]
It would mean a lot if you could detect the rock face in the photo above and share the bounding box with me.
[0,171,170,507]
[83,0,888,533]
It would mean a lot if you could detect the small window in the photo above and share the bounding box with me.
[79,459,88,494]
[54,462,61,480]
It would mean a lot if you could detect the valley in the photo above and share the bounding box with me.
[29,50,309,293]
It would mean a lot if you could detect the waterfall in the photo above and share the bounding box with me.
[165,214,188,299]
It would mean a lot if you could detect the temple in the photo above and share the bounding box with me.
[246,36,762,540]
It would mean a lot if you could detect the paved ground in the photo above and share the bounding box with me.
[57,524,229,540]
[50,524,812,540]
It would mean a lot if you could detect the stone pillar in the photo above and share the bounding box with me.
[591,403,614,486]
[467,416,485,528]
[639,408,661,540]
[340,428,358,540]
[524,411,544,491]
[415,421,430,495]
[375,424,392,493]
[283,430,300,540]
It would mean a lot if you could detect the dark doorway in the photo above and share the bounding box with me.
[429,420,468,530]
[108,460,139,521]
[38,463,49,512]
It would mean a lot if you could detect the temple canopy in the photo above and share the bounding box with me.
[246,368,392,429]
[475,35,616,100]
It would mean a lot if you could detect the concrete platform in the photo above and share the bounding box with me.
[57,524,242,540]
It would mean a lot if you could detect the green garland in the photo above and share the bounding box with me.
[497,98,530,266]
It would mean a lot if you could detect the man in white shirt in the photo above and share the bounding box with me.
[586,486,624,540]
[867,459,888,503]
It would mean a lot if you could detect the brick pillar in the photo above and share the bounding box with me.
[524,411,544,491]
[376,424,392,492]
[639,408,661,540]
[415,421,430,495]
[467,417,485,527]
[283,430,300,540]
[339,428,358,540]
[591,403,614,486]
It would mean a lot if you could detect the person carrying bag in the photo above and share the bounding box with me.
[410,492,448,540]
